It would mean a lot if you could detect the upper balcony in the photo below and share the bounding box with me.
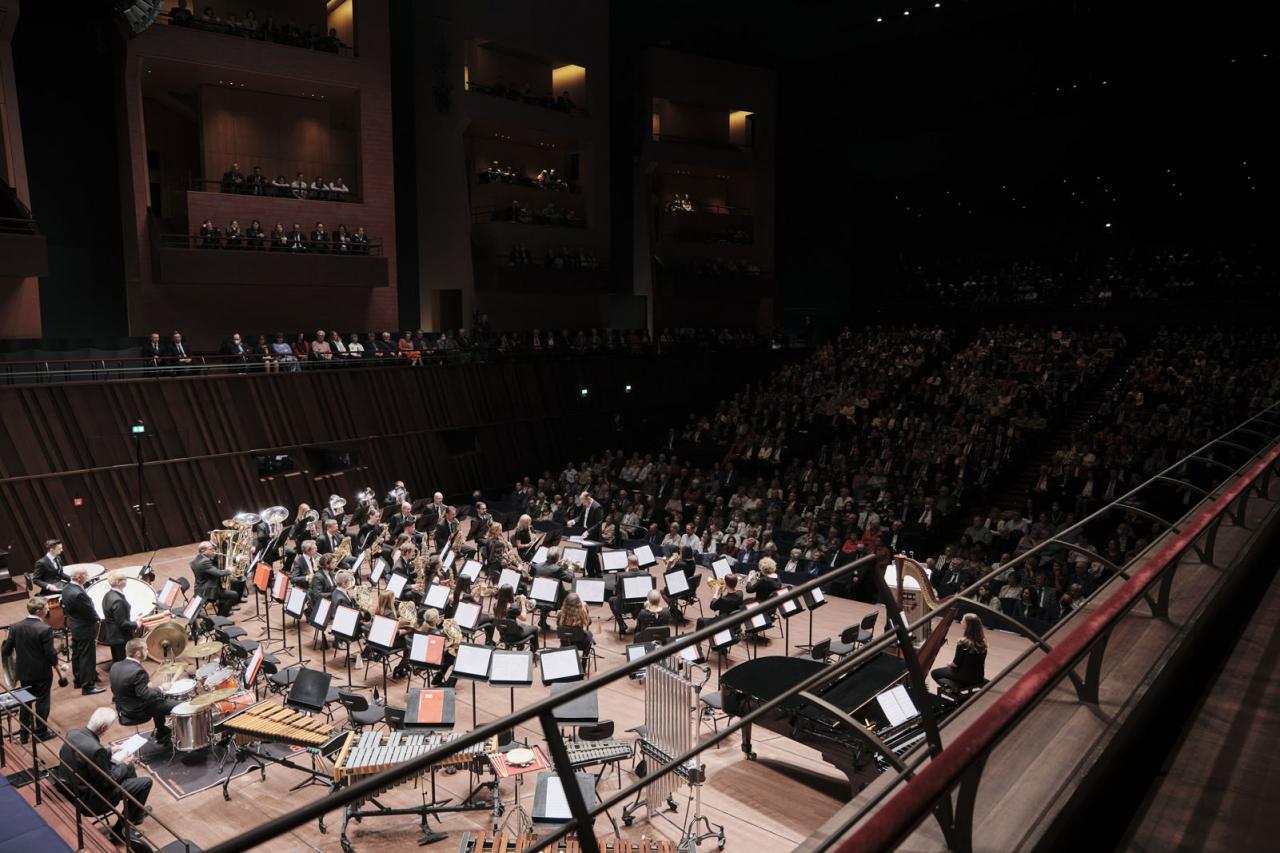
[156,0,356,58]
[464,39,590,120]
[0,183,47,279]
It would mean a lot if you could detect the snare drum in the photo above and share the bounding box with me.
[170,701,213,753]
[200,666,238,693]
[163,678,197,703]
[44,595,65,631]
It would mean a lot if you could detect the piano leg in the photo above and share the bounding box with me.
[740,720,756,760]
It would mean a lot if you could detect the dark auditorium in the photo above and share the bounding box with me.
[1,2,1276,851]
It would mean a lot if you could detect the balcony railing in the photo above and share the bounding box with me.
[159,11,354,58]
[652,133,751,151]
[465,80,590,117]
[188,178,360,204]
[0,215,39,235]
[160,233,382,255]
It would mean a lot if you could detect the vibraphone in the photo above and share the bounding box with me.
[214,699,334,748]
[564,738,633,782]
[456,833,677,853]
[334,730,501,848]
[333,730,498,784]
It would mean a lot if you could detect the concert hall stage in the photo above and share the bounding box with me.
[0,542,1030,852]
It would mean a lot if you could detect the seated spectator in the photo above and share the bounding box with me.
[330,331,348,359]
[347,332,365,358]
[310,175,329,201]
[374,331,397,356]
[272,174,290,196]
[169,0,194,25]
[221,162,245,193]
[352,226,369,254]
[291,332,310,360]
[198,218,220,248]
[333,224,351,253]
[312,330,333,361]
[269,222,288,251]
[255,334,276,373]
[224,218,243,249]
[311,221,329,251]
[287,222,307,250]
[246,165,267,196]
[245,218,265,250]
[331,177,350,200]
[270,333,297,371]
[398,332,421,365]
[291,172,309,199]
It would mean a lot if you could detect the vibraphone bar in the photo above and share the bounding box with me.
[456,833,677,853]
[215,699,335,747]
[564,738,634,771]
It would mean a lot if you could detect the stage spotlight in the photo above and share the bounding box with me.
[115,0,165,35]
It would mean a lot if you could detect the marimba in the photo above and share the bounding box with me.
[332,729,498,782]
[214,699,334,748]
[456,834,676,853]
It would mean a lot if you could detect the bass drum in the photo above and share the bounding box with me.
[87,578,158,645]
[170,702,214,753]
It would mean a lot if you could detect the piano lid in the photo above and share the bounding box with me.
[721,652,909,725]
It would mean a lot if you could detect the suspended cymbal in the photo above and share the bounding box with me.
[154,661,189,681]
[186,641,224,658]
[146,622,188,662]
[189,687,238,708]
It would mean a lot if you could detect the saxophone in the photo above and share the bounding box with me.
[334,536,352,565]
[366,523,389,565]
[411,554,428,587]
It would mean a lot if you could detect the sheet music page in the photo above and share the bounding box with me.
[712,558,732,579]
[272,572,289,600]
[626,643,648,662]
[811,587,825,604]
[286,587,307,617]
[353,551,368,575]
[499,568,522,591]
[877,685,919,728]
[633,545,656,565]
[370,557,386,583]
[490,651,531,683]
[544,776,572,820]
[387,574,407,596]
[533,546,549,564]
[713,629,733,647]
[442,551,456,569]
[410,632,429,663]
[563,547,587,566]
[461,559,482,581]
[331,605,359,637]
[540,648,581,681]
[368,615,398,647]
[455,644,492,678]
[531,577,560,603]
[454,601,481,629]
[312,598,332,626]
[601,550,628,572]
[679,645,701,663]
[575,578,605,604]
[410,633,444,665]
[623,575,653,599]
[159,579,180,607]
[112,733,149,762]
[245,645,264,684]
[182,596,203,620]
[751,613,768,630]
[665,570,689,595]
[425,584,450,609]
[567,535,584,545]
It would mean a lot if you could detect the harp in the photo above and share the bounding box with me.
[894,554,961,685]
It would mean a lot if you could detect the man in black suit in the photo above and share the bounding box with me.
[436,506,459,554]
[696,573,744,630]
[567,490,603,537]
[191,541,235,617]
[60,707,153,843]
[140,332,163,375]
[164,331,194,374]
[61,566,104,694]
[110,639,176,747]
[2,597,67,741]
[469,501,493,542]
[290,540,318,589]
[101,571,138,664]
[31,538,69,593]
[306,554,337,615]
[221,332,250,370]
[532,546,574,630]
[388,501,415,536]
[316,519,345,555]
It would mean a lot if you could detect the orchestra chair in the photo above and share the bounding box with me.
[556,626,599,675]
[634,626,671,646]
[809,638,833,662]
[49,760,128,846]
[574,720,625,790]
[855,610,880,646]
[666,574,704,623]
[698,691,730,743]
[494,618,536,652]
[935,676,989,701]
[383,704,406,731]
[172,576,192,604]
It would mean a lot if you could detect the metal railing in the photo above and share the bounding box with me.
[816,400,1280,852]
[465,80,590,117]
[187,178,361,203]
[471,207,588,228]
[158,12,355,58]
[0,216,39,235]
[159,233,382,255]
[0,681,193,851]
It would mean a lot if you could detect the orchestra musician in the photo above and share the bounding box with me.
[60,707,154,844]
[449,575,495,641]
[2,597,70,742]
[356,507,385,552]
[191,541,237,618]
[696,573,744,630]
[330,570,356,611]
[634,589,672,635]
[316,519,345,555]
[101,570,139,663]
[109,639,177,748]
[388,501,415,536]
[608,556,648,633]
[493,585,539,652]
[419,608,462,686]
[469,502,493,542]
[290,540,319,589]
[511,514,534,550]
[931,613,989,690]
[435,506,459,554]
[745,557,782,604]
[557,591,593,654]
[32,538,70,593]
[306,554,338,615]
[61,566,103,694]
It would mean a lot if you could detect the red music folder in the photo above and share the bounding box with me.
[253,561,272,592]
[415,690,445,724]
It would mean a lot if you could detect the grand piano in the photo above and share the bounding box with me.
[719,652,955,796]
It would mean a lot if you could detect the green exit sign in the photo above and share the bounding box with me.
[131,424,146,435]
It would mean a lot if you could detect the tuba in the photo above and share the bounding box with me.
[303,509,320,538]
[262,505,289,539]
[327,494,347,520]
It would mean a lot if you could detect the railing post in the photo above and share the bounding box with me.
[538,710,600,853]
[1073,629,1111,705]
[31,726,41,806]
[931,753,987,853]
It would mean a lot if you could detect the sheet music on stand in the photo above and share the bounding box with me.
[453,643,493,680]
[460,559,482,581]
[574,577,605,605]
[498,568,522,591]
[410,632,445,666]
[285,587,307,618]
[632,545,657,566]
[623,574,654,601]
[387,573,408,598]
[533,546,549,564]
[331,605,360,639]
[369,557,386,584]
[530,576,561,606]
[441,551,456,570]
[424,583,451,609]
[712,558,733,580]
[601,550,629,573]
[876,684,919,728]
[664,569,690,596]
[309,598,332,629]
[352,550,369,577]
[563,547,587,567]
[182,596,204,620]
[368,614,398,648]
[454,600,481,630]
[489,650,534,686]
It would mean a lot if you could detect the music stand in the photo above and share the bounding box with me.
[329,605,362,687]
[459,559,482,583]
[386,573,409,599]
[283,667,336,792]
[776,588,804,655]
[490,649,534,713]
[497,567,523,594]
[271,572,293,655]
[368,554,386,586]
[625,641,656,680]
[799,586,828,652]
[744,611,772,659]
[532,770,597,832]
[711,628,736,678]
[308,598,333,674]
[632,545,658,568]
[365,614,401,694]
[423,583,451,611]
[405,632,446,699]
[529,577,563,643]
[452,643,494,728]
[285,587,310,665]
[600,550,629,574]
[539,647,584,686]
[404,686,456,729]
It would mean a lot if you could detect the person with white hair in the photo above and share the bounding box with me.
[60,705,154,843]
[102,570,138,664]
[60,565,104,694]
[191,541,235,617]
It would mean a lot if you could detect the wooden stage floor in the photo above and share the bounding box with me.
[1,543,1030,852]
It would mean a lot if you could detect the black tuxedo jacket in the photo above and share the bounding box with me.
[2,616,58,680]
[574,502,603,533]
[61,582,99,640]
[102,588,137,645]
[316,532,345,554]
[436,520,458,553]
[32,554,67,592]
[191,555,227,599]
[109,658,160,717]
[141,342,164,361]
[60,728,132,813]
